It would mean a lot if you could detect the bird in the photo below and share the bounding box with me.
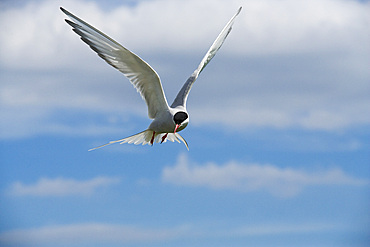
[60,6,242,151]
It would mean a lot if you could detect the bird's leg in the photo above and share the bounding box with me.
[150,131,155,145]
[161,133,168,144]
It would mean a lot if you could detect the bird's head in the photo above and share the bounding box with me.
[173,111,189,133]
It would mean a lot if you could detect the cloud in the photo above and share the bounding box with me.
[0,0,369,139]
[0,221,347,246]
[7,176,121,197]
[230,222,342,237]
[162,154,369,197]
[1,0,368,67]
[0,223,189,246]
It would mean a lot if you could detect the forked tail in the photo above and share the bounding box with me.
[88,129,189,151]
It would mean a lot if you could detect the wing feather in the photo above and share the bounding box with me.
[61,7,169,118]
[171,7,242,108]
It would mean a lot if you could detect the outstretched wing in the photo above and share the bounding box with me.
[171,7,242,108]
[61,7,169,119]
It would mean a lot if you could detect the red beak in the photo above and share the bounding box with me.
[174,124,180,134]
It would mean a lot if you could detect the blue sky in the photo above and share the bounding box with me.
[0,0,369,246]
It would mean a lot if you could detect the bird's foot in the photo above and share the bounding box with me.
[161,133,168,144]
[150,131,155,145]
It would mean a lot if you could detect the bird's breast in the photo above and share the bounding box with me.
[148,113,188,133]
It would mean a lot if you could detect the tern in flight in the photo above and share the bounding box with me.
[61,6,242,150]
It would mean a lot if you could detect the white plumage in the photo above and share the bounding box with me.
[60,6,241,150]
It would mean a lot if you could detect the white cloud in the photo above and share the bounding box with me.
[230,222,341,237]
[0,223,189,246]
[1,0,368,67]
[162,154,368,197]
[0,221,348,246]
[0,0,369,139]
[8,176,121,197]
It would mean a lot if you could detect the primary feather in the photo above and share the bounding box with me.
[171,7,242,108]
[60,7,169,119]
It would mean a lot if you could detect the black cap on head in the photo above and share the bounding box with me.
[173,112,188,125]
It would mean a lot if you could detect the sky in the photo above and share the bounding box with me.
[0,0,369,246]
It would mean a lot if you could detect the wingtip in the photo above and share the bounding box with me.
[237,6,242,14]
[60,6,72,16]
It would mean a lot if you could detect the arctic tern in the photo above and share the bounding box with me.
[60,6,242,150]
